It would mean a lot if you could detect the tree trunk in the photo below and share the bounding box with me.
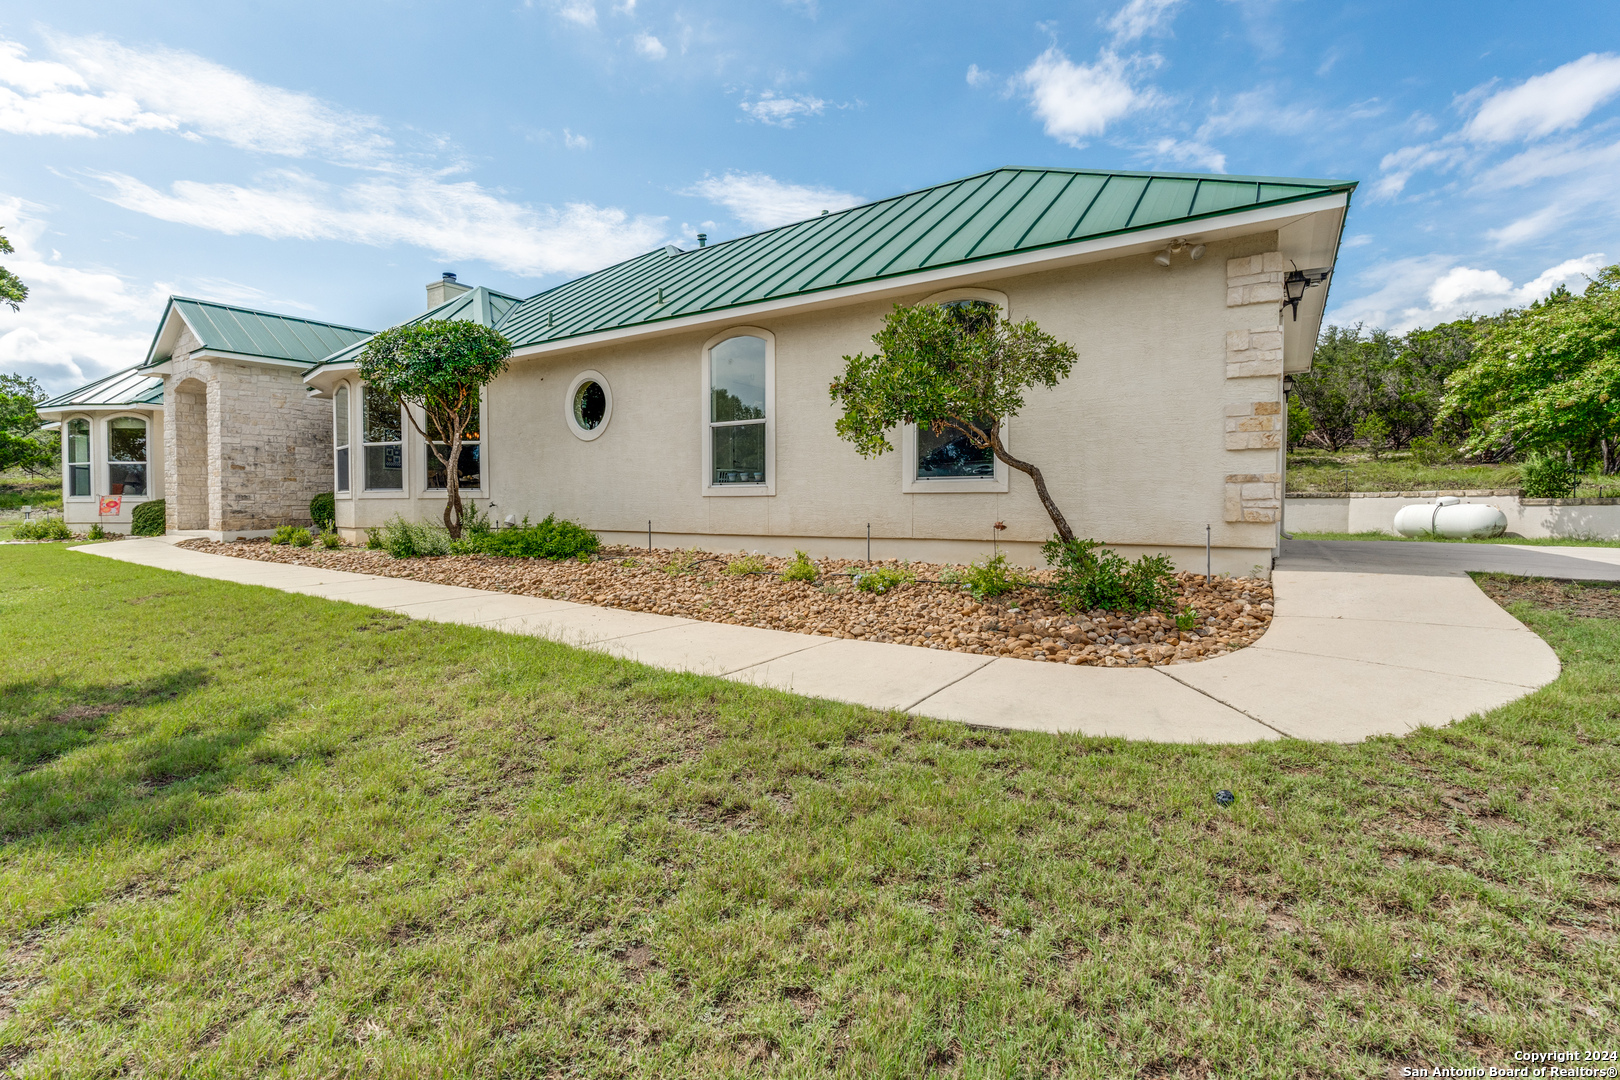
[987,423,1075,543]
[443,427,463,539]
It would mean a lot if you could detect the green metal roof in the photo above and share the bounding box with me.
[309,286,524,370]
[38,366,165,410]
[148,296,374,366]
[496,166,1355,349]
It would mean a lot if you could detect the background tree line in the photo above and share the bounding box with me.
[1290,264,1620,476]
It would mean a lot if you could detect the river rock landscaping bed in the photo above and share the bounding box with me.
[178,540,1274,666]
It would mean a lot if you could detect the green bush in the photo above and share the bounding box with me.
[365,528,384,550]
[1286,396,1314,448]
[1041,537,1179,614]
[782,550,819,583]
[310,492,336,532]
[941,552,1029,601]
[130,499,166,536]
[1408,435,1460,466]
[1519,452,1580,499]
[852,564,914,595]
[271,524,313,547]
[1174,606,1200,631]
[13,516,73,541]
[478,514,598,560]
[87,522,105,540]
[374,516,451,558]
[320,529,342,549]
[725,554,769,575]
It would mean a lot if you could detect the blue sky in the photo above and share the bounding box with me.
[2,0,1618,394]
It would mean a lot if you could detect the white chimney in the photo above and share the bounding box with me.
[426,271,472,311]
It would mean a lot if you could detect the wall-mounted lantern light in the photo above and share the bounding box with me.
[1282,265,1332,321]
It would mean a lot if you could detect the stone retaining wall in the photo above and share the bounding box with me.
[1286,491,1620,539]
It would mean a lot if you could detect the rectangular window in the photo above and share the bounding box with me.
[425,391,481,489]
[708,335,768,486]
[67,419,91,497]
[916,418,995,480]
[107,416,148,496]
[334,385,351,493]
[363,388,404,491]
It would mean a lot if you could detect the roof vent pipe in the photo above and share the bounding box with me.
[697,233,707,247]
[443,272,457,283]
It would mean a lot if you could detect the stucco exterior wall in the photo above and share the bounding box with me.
[162,329,333,534]
[56,408,165,534]
[334,231,1288,574]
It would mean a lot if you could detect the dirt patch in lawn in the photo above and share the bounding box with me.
[177,540,1273,668]
[1474,574,1620,620]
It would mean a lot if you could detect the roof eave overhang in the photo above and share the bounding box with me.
[505,192,1351,361]
[37,401,162,420]
[303,360,358,396]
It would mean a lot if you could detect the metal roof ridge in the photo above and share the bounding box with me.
[168,295,375,335]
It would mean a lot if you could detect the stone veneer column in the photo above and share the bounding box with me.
[1222,252,1286,523]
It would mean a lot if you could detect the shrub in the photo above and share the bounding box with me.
[725,554,769,575]
[1174,606,1200,631]
[310,492,336,532]
[130,499,166,536]
[1408,435,1460,466]
[1041,537,1178,614]
[365,529,384,550]
[14,517,72,541]
[478,514,599,560]
[852,564,914,594]
[271,524,306,546]
[87,522,105,540]
[1519,452,1579,499]
[661,548,704,575]
[782,550,819,583]
[374,516,451,558]
[942,552,1028,601]
[320,529,342,549]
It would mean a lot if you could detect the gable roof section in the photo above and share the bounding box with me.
[495,166,1356,349]
[146,296,374,366]
[37,366,164,412]
[308,285,525,371]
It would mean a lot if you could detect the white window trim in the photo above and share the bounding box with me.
[701,326,775,497]
[563,369,613,442]
[359,385,407,497]
[334,382,352,499]
[104,413,152,501]
[64,414,96,502]
[416,394,487,499]
[901,288,1012,494]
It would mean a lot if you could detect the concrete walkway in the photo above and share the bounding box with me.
[73,538,1566,745]
[1279,537,1620,580]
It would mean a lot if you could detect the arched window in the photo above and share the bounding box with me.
[703,331,773,492]
[66,419,91,497]
[900,290,1011,494]
[107,416,147,496]
[362,387,404,490]
[334,385,350,493]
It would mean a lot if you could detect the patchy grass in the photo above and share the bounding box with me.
[0,544,1616,1077]
[1288,449,1620,496]
[1291,531,1620,548]
[0,473,60,513]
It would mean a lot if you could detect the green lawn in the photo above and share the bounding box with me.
[1291,531,1620,548]
[1,544,1616,1077]
[1287,449,1620,497]
[0,473,60,513]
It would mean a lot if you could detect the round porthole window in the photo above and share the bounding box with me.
[563,370,612,441]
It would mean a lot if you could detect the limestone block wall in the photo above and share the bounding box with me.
[163,328,332,532]
[1222,252,1285,523]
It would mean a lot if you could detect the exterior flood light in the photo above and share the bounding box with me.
[1282,265,1333,321]
[1154,250,1172,266]
[1189,244,1206,261]
[1154,238,1204,267]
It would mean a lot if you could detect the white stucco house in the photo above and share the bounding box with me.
[39,166,1355,573]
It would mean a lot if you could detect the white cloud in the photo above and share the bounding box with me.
[684,171,858,230]
[738,92,827,128]
[1372,142,1468,198]
[1463,53,1620,144]
[965,64,992,89]
[548,0,598,27]
[633,33,667,59]
[0,35,390,163]
[0,195,168,394]
[1332,253,1607,331]
[1017,48,1154,146]
[1145,137,1225,172]
[1106,0,1182,44]
[91,170,668,278]
[563,128,590,149]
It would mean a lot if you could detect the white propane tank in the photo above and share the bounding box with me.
[1393,497,1508,539]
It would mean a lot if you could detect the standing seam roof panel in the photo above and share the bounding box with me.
[1127,178,1201,229]
[756,190,949,298]
[964,171,1076,259]
[915,171,1052,269]
[1070,176,1151,238]
[831,173,1012,285]
[1016,173,1109,249]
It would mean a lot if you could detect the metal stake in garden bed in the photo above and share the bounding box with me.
[866,523,871,564]
[1206,524,1211,586]
[648,520,652,552]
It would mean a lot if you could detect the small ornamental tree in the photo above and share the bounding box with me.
[358,319,511,538]
[829,301,1081,541]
